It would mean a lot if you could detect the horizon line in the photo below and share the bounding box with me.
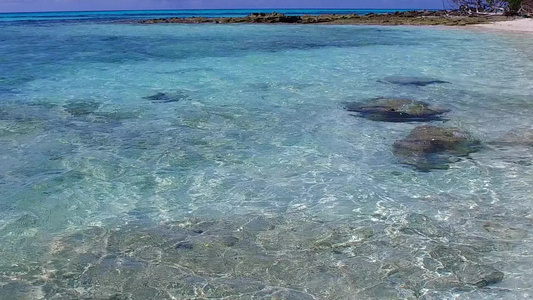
[0,7,445,15]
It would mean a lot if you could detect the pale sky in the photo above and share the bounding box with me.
[0,0,446,13]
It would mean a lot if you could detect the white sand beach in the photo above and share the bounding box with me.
[473,18,533,32]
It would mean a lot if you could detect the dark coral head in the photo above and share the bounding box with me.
[342,98,449,122]
[393,126,481,171]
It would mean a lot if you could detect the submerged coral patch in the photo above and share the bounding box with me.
[143,91,188,103]
[63,100,101,117]
[2,214,509,299]
[379,76,450,86]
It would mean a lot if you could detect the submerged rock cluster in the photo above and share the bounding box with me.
[342,76,484,171]
[343,77,532,171]
[1,214,514,299]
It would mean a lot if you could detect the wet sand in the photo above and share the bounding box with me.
[472,18,533,32]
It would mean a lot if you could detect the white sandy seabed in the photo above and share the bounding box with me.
[473,17,533,32]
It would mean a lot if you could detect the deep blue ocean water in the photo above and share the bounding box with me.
[0,9,417,22]
[0,10,532,300]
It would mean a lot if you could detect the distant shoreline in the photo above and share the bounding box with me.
[0,9,438,15]
[0,9,444,23]
[139,10,513,26]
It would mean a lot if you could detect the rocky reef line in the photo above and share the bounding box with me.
[139,11,511,26]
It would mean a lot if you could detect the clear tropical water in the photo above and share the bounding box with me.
[0,12,532,300]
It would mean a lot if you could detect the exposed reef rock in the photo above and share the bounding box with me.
[378,76,450,86]
[393,125,481,171]
[139,11,510,26]
[343,98,449,122]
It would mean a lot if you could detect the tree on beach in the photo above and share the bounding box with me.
[518,0,533,15]
[509,0,533,16]
[501,0,533,15]
[447,0,507,13]
[506,0,522,14]
[446,0,529,15]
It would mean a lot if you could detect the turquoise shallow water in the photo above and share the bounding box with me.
[0,17,532,300]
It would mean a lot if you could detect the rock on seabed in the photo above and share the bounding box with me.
[143,91,188,103]
[379,76,450,87]
[63,100,101,117]
[343,98,449,122]
[491,128,533,147]
[393,125,481,171]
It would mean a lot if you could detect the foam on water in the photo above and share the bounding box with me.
[0,21,532,299]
